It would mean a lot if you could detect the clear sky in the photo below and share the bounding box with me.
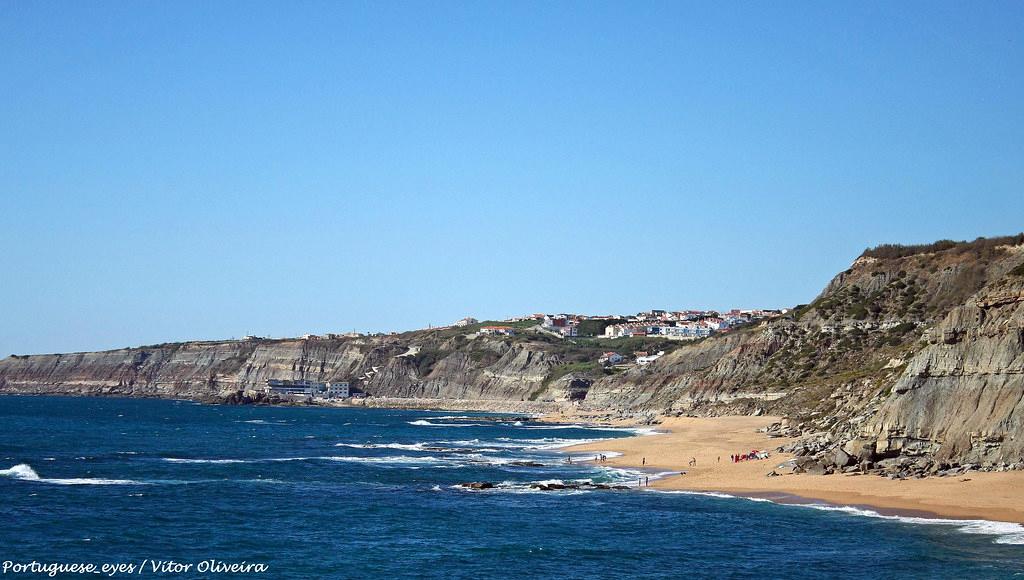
[1,2,1022,355]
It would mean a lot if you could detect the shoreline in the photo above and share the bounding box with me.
[558,413,1024,525]
[6,392,1024,526]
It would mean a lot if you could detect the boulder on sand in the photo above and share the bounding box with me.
[833,448,855,468]
[842,439,877,462]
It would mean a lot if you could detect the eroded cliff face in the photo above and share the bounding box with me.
[0,335,559,403]
[560,238,1024,467]
[2,236,1023,467]
[585,328,785,410]
[866,277,1024,463]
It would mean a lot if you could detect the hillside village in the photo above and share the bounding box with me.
[454,308,786,368]
[453,308,783,338]
[239,307,786,384]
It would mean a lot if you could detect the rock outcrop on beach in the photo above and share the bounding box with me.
[2,234,1024,469]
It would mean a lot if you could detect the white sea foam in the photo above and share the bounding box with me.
[0,464,142,486]
[459,454,553,467]
[334,442,430,451]
[449,438,520,448]
[469,437,609,450]
[163,456,315,464]
[163,458,250,464]
[651,489,1024,544]
[1,464,40,480]
[408,420,485,427]
[535,438,606,449]
[321,455,448,466]
[451,479,597,496]
[533,479,567,486]
[796,503,1024,545]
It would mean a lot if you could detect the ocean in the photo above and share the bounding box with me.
[1,395,1022,579]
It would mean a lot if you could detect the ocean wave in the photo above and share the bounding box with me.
[334,442,430,451]
[163,458,251,464]
[162,456,315,464]
[439,437,598,449]
[450,479,602,495]
[321,455,449,466]
[797,503,1024,545]
[476,437,609,450]
[458,454,552,467]
[651,489,1024,545]
[407,420,485,427]
[163,453,472,466]
[535,438,606,449]
[0,464,143,486]
[235,419,289,425]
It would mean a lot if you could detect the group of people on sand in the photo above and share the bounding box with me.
[731,450,769,463]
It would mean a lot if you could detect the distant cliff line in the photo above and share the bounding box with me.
[2,233,1024,471]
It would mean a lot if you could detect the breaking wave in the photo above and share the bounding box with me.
[334,442,431,451]
[0,464,142,486]
[408,420,485,427]
[163,458,251,464]
[652,489,1024,545]
[321,455,449,466]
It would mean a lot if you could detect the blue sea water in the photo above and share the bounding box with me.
[1,396,1022,579]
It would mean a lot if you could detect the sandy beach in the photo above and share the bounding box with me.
[562,414,1024,524]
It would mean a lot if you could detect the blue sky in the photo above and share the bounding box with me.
[1,1,1022,355]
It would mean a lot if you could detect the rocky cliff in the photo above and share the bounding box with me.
[3,234,1024,469]
[0,334,562,403]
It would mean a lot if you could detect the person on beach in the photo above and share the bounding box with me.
[645,476,649,487]
[642,457,646,466]
[567,455,572,464]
